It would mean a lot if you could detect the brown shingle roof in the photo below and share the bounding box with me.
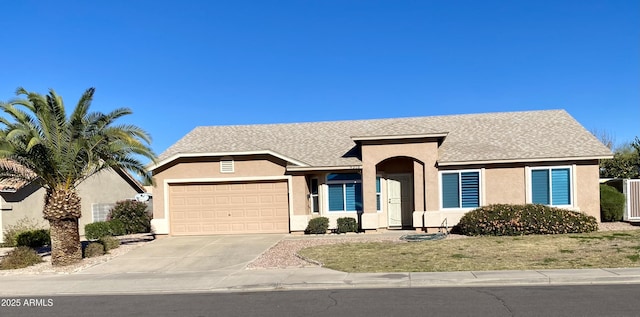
[156,110,612,168]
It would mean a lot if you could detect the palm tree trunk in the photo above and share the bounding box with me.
[43,188,82,266]
[48,219,82,266]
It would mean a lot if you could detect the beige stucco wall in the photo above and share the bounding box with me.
[484,167,527,205]
[360,139,439,230]
[0,169,142,241]
[430,160,603,227]
[152,156,288,221]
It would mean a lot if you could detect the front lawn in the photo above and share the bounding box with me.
[297,230,640,272]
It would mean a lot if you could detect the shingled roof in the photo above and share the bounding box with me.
[156,110,612,168]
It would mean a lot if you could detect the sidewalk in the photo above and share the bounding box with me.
[3,266,640,296]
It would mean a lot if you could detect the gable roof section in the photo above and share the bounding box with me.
[155,110,612,170]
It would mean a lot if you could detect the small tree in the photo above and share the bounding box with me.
[600,140,640,179]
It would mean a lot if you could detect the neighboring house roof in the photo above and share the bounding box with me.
[0,160,145,193]
[155,110,613,169]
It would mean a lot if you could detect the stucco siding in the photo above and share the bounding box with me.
[484,167,526,205]
[152,156,288,220]
[575,162,601,221]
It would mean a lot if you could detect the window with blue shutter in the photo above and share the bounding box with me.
[442,171,480,209]
[531,169,550,204]
[461,172,480,208]
[376,177,381,211]
[530,167,571,206]
[328,184,345,211]
[551,169,570,205]
[327,173,362,212]
[442,173,460,208]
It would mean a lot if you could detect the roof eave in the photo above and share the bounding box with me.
[351,132,448,142]
[150,150,309,171]
[286,165,363,172]
[438,155,614,166]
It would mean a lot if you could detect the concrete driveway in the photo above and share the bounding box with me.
[80,234,285,274]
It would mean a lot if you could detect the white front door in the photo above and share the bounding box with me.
[387,178,402,227]
[387,173,413,227]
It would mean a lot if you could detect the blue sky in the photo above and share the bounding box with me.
[1,0,638,157]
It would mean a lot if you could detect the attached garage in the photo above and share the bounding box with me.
[168,180,290,235]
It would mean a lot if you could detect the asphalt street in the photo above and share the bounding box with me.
[2,284,640,317]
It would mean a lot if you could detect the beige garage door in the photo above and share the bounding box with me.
[169,180,289,235]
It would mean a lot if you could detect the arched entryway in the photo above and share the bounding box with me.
[376,157,422,228]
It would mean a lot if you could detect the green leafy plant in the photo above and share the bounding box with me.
[1,217,46,247]
[107,219,127,236]
[98,236,120,252]
[108,200,151,234]
[600,184,626,222]
[15,229,50,248]
[0,246,43,270]
[83,242,105,258]
[84,222,112,240]
[457,204,598,236]
[305,217,329,234]
[336,217,358,233]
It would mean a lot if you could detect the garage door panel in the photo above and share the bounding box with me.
[169,180,289,235]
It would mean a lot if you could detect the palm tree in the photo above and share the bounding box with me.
[0,87,156,266]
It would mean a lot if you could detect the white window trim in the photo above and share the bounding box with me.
[309,177,319,213]
[526,165,574,208]
[325,174,362,213]
[376,174,384,213]
[438,169,483,211]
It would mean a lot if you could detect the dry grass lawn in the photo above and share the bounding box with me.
[297,230,640,272]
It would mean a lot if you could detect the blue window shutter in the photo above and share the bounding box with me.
[461,172,480,208]
[531,170,550,204]
[344,183,363,211]
[376,177,381,211]
[328,184,344,211]
[551,168,571,205]
[442,173,460,208]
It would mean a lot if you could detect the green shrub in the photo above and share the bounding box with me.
[0,246,43,270]
[98,236,120,252]
[108,200,151,234]
[305,217,329,234]
[336,217,358,233]
[457,204,598,236]
[108,219,127,236]
[85,222,112,240]
[2,217,46,247]
[83,242,105,258]
[15,229,50,248]
[600,184,625,222]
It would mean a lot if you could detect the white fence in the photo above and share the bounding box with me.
[623,179,640,222]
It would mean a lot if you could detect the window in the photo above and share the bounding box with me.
[327,173,362,212]
[309,178,319,213]
[531,167,571,206]
[441,171,480,209]
[92,203,115,222]
[376,176,382,211]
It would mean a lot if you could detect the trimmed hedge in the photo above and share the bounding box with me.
[600,184,625,222]
[336,217,358,233]
[305,217,329,234]
[15,229,50,248]
[98,236,120,252]
[85,220,127,240]
[457,204,598,236]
